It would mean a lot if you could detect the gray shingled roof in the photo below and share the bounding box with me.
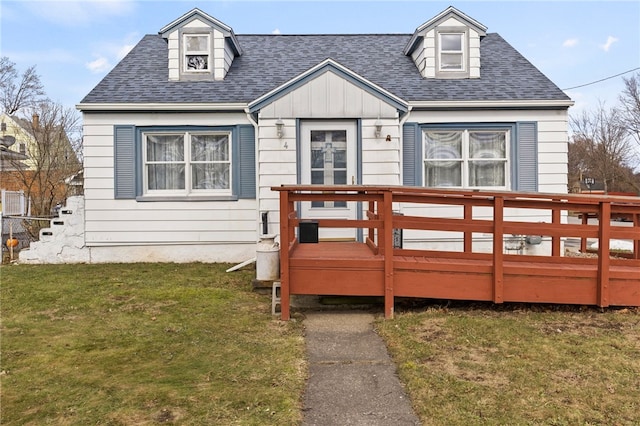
[80,33,570,105]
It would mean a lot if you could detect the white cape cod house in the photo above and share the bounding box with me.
[22,6,573,264]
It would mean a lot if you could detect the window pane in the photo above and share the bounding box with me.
[311,149,324,168]
[148,164,185,190]
[191,134,229,161]
[470,132,506,158]
[441,53,463,70]
[311,171,324,207]
[331,131,347,142]
[333,149,346,169]
[469,161,505,187]
[147,135,184,161]
[333,170,347,185]
[311,131,326,142]
[186,55,208,70]
[311,170,324,185]
[186,35,208,52]
[425,162,462,187]
[425,132,462,159]
[441,34,462,51]
[192,164,230,190]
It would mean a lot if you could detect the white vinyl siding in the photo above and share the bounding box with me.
[399,108,569,253]
[257,73,401,234]
[82,112,257,248]
[406,109,568,193]
[259,71,397,119]
[410,16,482,79]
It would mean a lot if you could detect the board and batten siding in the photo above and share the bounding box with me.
[256,71,401,234]
[82,112,258,256]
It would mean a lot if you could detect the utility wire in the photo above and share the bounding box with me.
[562,67,640,91]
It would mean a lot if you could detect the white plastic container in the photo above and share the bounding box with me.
[256,235,280,281]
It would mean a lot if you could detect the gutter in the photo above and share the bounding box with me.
[408,99,575,110]
[76,102,248,112]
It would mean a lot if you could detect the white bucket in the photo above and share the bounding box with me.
[256,235,280,281]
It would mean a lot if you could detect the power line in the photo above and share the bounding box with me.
[562,67,640,91]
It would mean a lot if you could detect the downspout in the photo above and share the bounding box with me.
[244,108,262,237]
[397,106,413,214]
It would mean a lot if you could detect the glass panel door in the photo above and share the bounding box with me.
[300,121,357,241]
[310,130,347,207]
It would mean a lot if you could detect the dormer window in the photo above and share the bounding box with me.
[160,8,242,81]
[439,33,464,71]
[184,34,210,72]
[404,6,486,79]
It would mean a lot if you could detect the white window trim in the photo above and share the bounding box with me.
[423,129,510,190]
[183,33,210,73]
[438,32,465,72]
[143,131,232,197]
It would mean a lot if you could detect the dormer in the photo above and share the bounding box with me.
[404,6,486,79]
[159,8,242,81]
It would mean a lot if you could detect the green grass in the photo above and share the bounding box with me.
[4,264,640,425]
[0,263,306,425]
[376,302,640,425]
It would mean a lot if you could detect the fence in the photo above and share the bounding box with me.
[273,185,640,320]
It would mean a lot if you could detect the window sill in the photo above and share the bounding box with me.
[136,195,239,202]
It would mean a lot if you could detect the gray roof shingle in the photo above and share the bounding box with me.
[80,33,570,105]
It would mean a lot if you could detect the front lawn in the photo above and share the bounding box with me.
[377,302,640,425]
[1,263,306,425]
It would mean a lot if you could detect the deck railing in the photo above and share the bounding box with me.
[273,185,640,319]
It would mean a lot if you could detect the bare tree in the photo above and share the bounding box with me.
[570,102,638,193]
[4,100,83,217]
[619,72,640,147]
[0,57,45,115]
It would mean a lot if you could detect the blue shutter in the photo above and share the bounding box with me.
[114,125,137,199]
[515,122,538,192]
[237,125,256,199]
[402,123,421,186]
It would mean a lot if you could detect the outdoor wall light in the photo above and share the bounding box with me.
[275,118,284,138]
[374,118,383,138]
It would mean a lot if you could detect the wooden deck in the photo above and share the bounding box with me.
[273,186,640,320]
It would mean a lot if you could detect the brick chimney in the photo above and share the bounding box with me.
[32,113,39,128]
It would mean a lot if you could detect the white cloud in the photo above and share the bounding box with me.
[599,36,619,52]
[272,28,281,35]
[87,32,139,73]
[117,44,136,60]
[563,38,579,48]
[86,56,111,73]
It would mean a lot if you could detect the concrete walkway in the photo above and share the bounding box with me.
[302,311,421,425]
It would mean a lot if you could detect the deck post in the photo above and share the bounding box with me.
[383,190,394,319]
[463,200,473,253]
[580,212,589,253]
[551,202,561,257]
[492,196,504,303]
[597,201,611,307]
[634,213,640,260]
[279,189,291,320]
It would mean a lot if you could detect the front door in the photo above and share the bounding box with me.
[300,121,358,240]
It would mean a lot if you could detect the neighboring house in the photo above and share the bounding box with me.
[0,114,31,174]
[73,6,572,263]
[0,112,81,215]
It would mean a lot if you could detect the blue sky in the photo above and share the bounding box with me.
[1,0,639,117]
